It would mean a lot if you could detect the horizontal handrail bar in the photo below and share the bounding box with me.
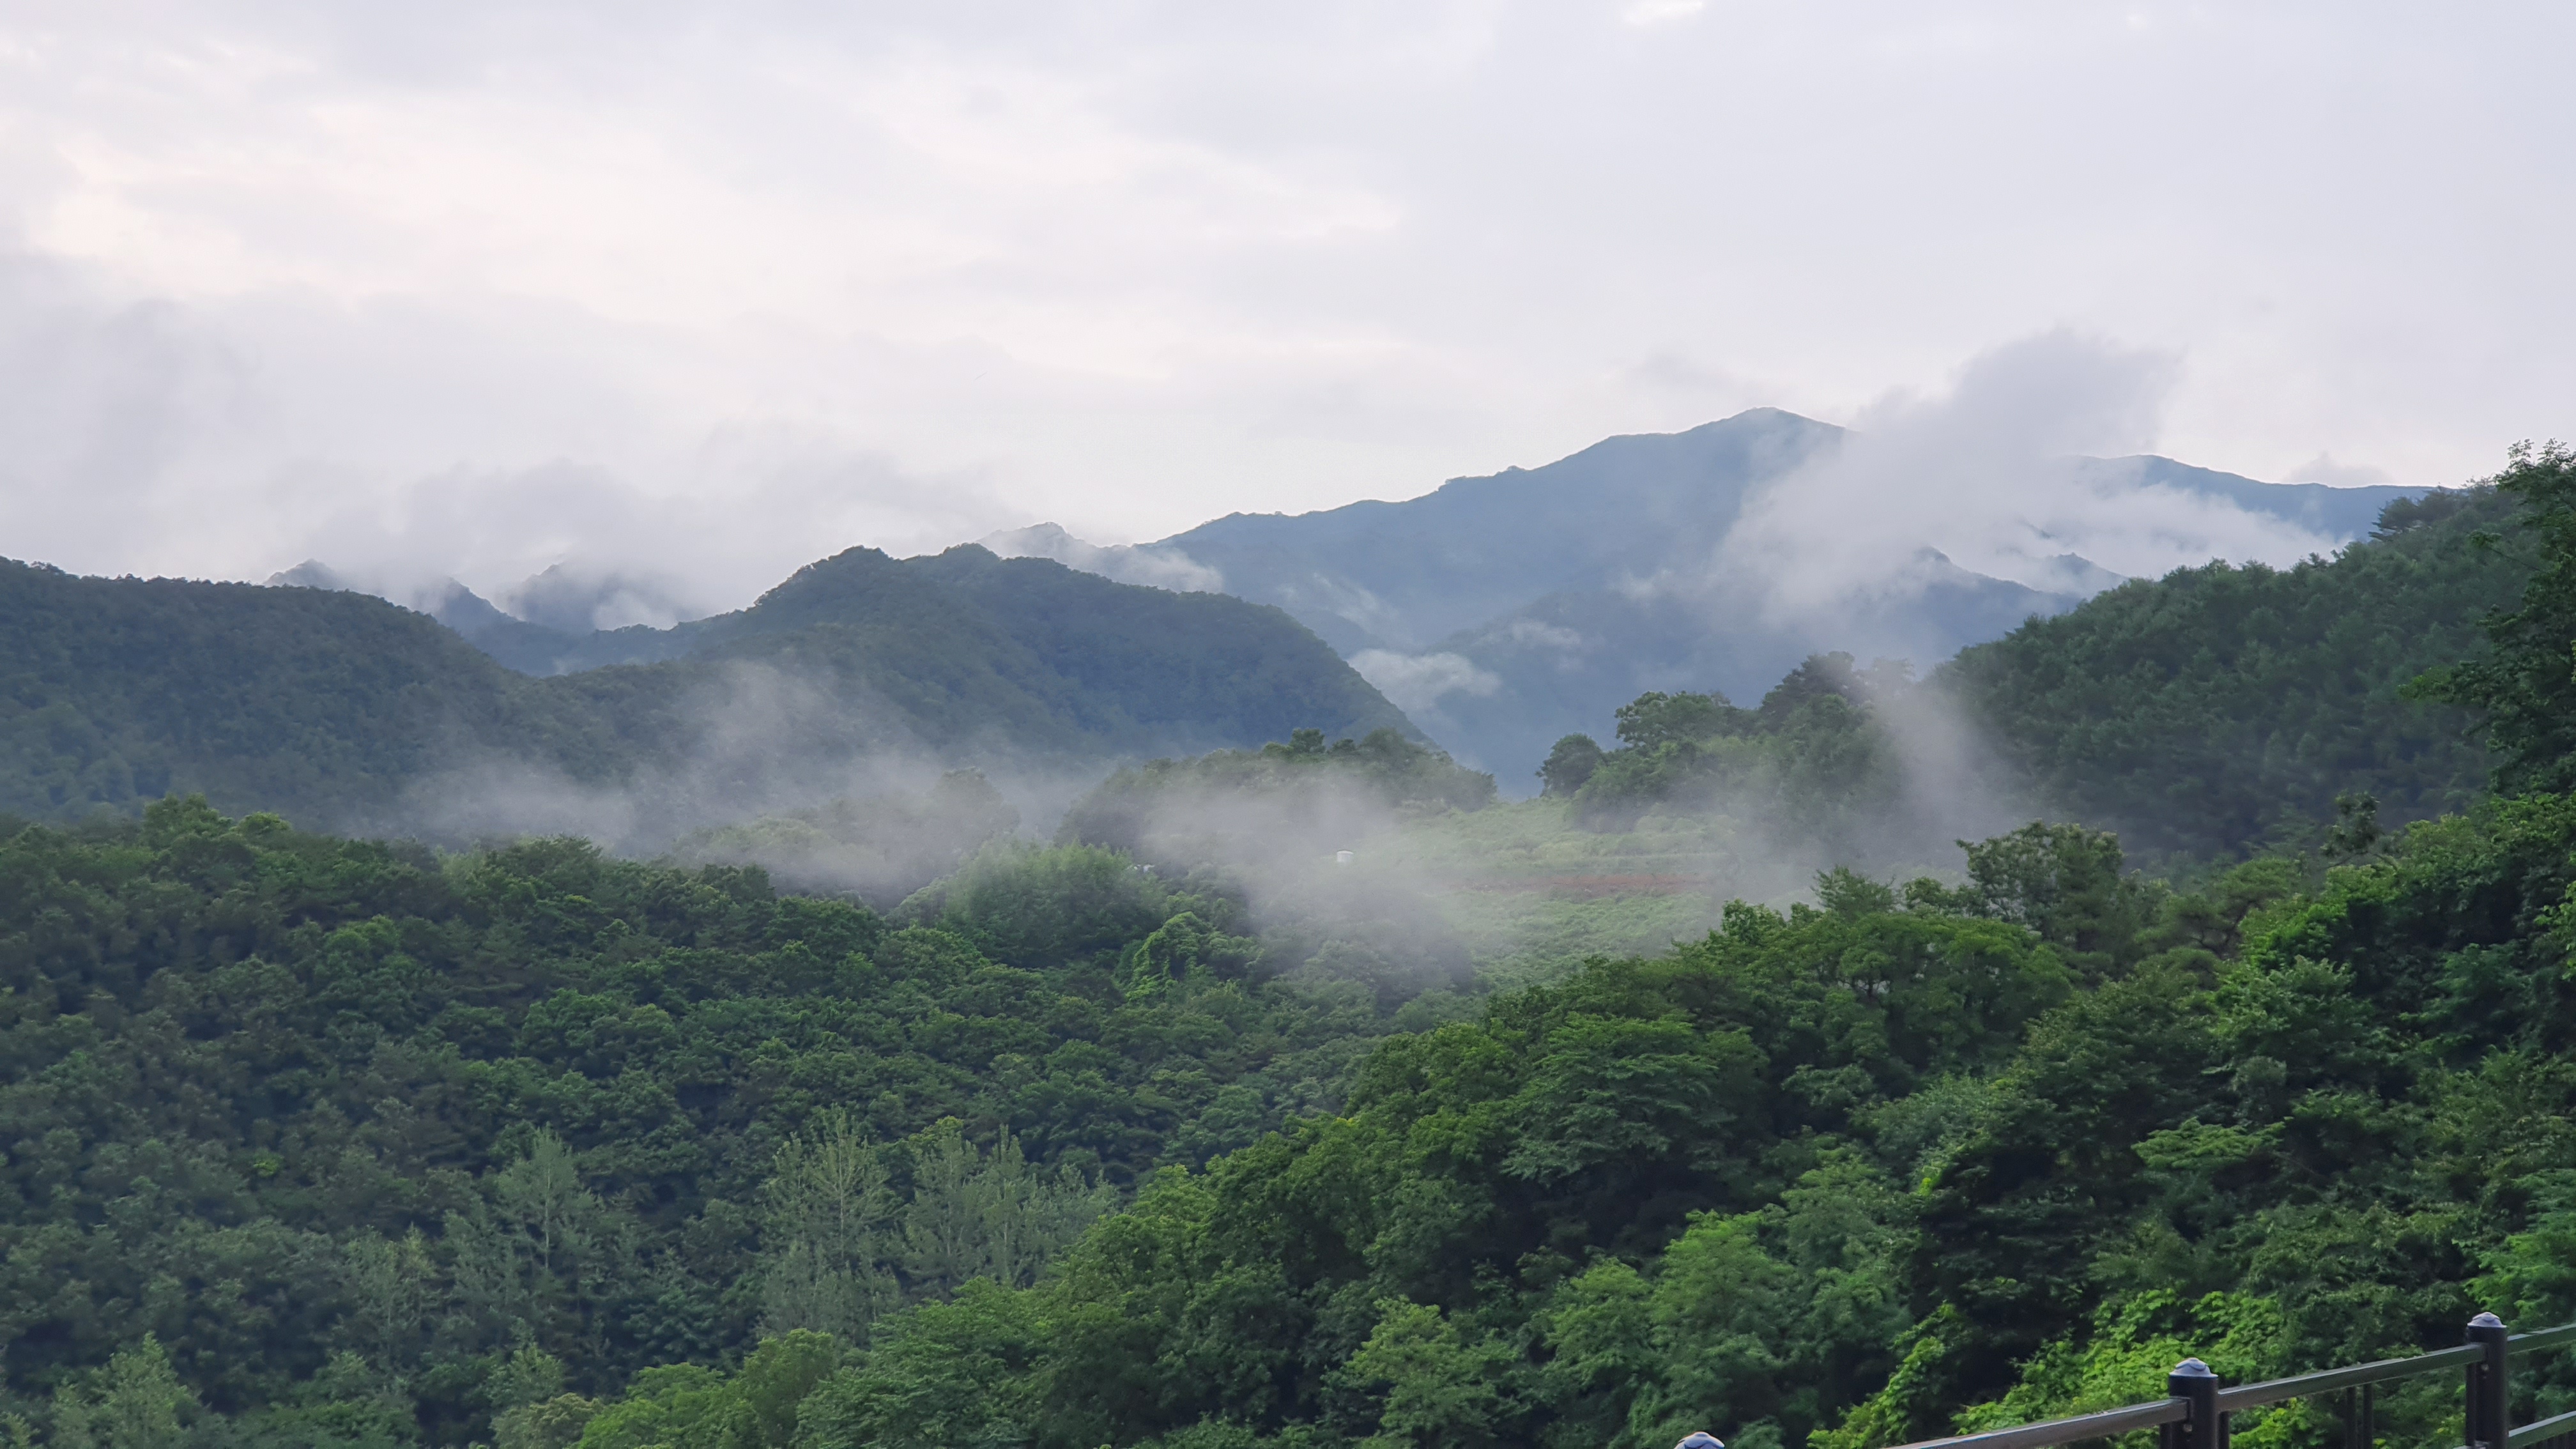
[2220,1344,2485,1410]
[2511,1410,2576,1449]
[1873,1319,2576,1449]
[1885,1399,2187,1449]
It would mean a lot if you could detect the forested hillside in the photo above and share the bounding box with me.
[475,441,2576,1449]
[3,450,2565,1449]
[1945,484,2513,857]
[0,802,1452,1444]
[447,542,1413,761]
[0,547,1409,837]
[0,564,612,826]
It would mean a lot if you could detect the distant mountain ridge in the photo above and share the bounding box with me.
[990,409,2423,785]
[6,546,1415,838]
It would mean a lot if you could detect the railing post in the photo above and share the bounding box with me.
[2166,1358,2223,1449]
[2471,1313,2511,1449]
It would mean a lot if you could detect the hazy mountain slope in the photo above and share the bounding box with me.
[995,410,2419,783]
[420,582,592,674]
[512,545,1411,747]
[266,560,595,675]
[2099,455,2414,537]
[908,544,1414,747]
[1152,408,1837,653]
[0,561,614,824]
[1411,551,2079,786]
[20,548,1420,834]
[1136,411,2419,661]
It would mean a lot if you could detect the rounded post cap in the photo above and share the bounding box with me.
[2170,1358,2216,1379]
[1675,1435,1726,1449]
[2471,1312,2506,1328]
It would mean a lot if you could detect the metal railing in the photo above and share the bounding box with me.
[1881,1313,2576,1449]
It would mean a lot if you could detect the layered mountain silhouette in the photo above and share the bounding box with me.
[990,409,2421,786]
[4,547,1409,838]
[238,408,2420,808]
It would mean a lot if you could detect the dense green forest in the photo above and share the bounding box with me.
[8,447,2575,1449]
[462,442,2572,1449]
[0,546,1410,836]
[0,802,1475,1445]
[1945,483,2513,857]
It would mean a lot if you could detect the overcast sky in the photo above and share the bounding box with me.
[1,1,2567,610]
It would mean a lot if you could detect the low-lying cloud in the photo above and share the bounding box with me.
[1350,648,1503,715]
[980,523,1227,595]
[1713,330,2352,625]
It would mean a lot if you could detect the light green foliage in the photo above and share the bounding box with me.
[1121,912,1262,1000]
[1339,1300,1515,1449]
[896,1119,1113,1296]
[1935,821,2163,976]
[898,840,1190,970]
[565,1333,841,1449]
[756,1114,898,1343]
[49,1337,197,1449]
[792,1283,1046,1449]
[490,1349,598,1449]
[1956,1292,2285,1430]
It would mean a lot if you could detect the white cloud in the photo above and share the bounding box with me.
[981,523,1227,594]
[1714,330,2345,620]
[2287,454,2398,489]
[1621,0,1708,27]
[1505,618,1586,652]
[1350,649,1503,714]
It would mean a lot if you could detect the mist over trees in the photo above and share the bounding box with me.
[0,448,2568,1449]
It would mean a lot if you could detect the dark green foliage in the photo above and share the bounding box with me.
[1613,692,1749,751]
[2372,487,2481,540]
[907,549,1414,753]
[1568,483,2527,868]
[0,801,1415,1441]
[1930,822,2162,976]
[2410,443,2576,795]
[1569,656,1913,855]
[533,546,1413,758]
[896,841,1182,971]
[1536,735,1604,797]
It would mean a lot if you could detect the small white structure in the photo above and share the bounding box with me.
[1333,850,1354,865]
